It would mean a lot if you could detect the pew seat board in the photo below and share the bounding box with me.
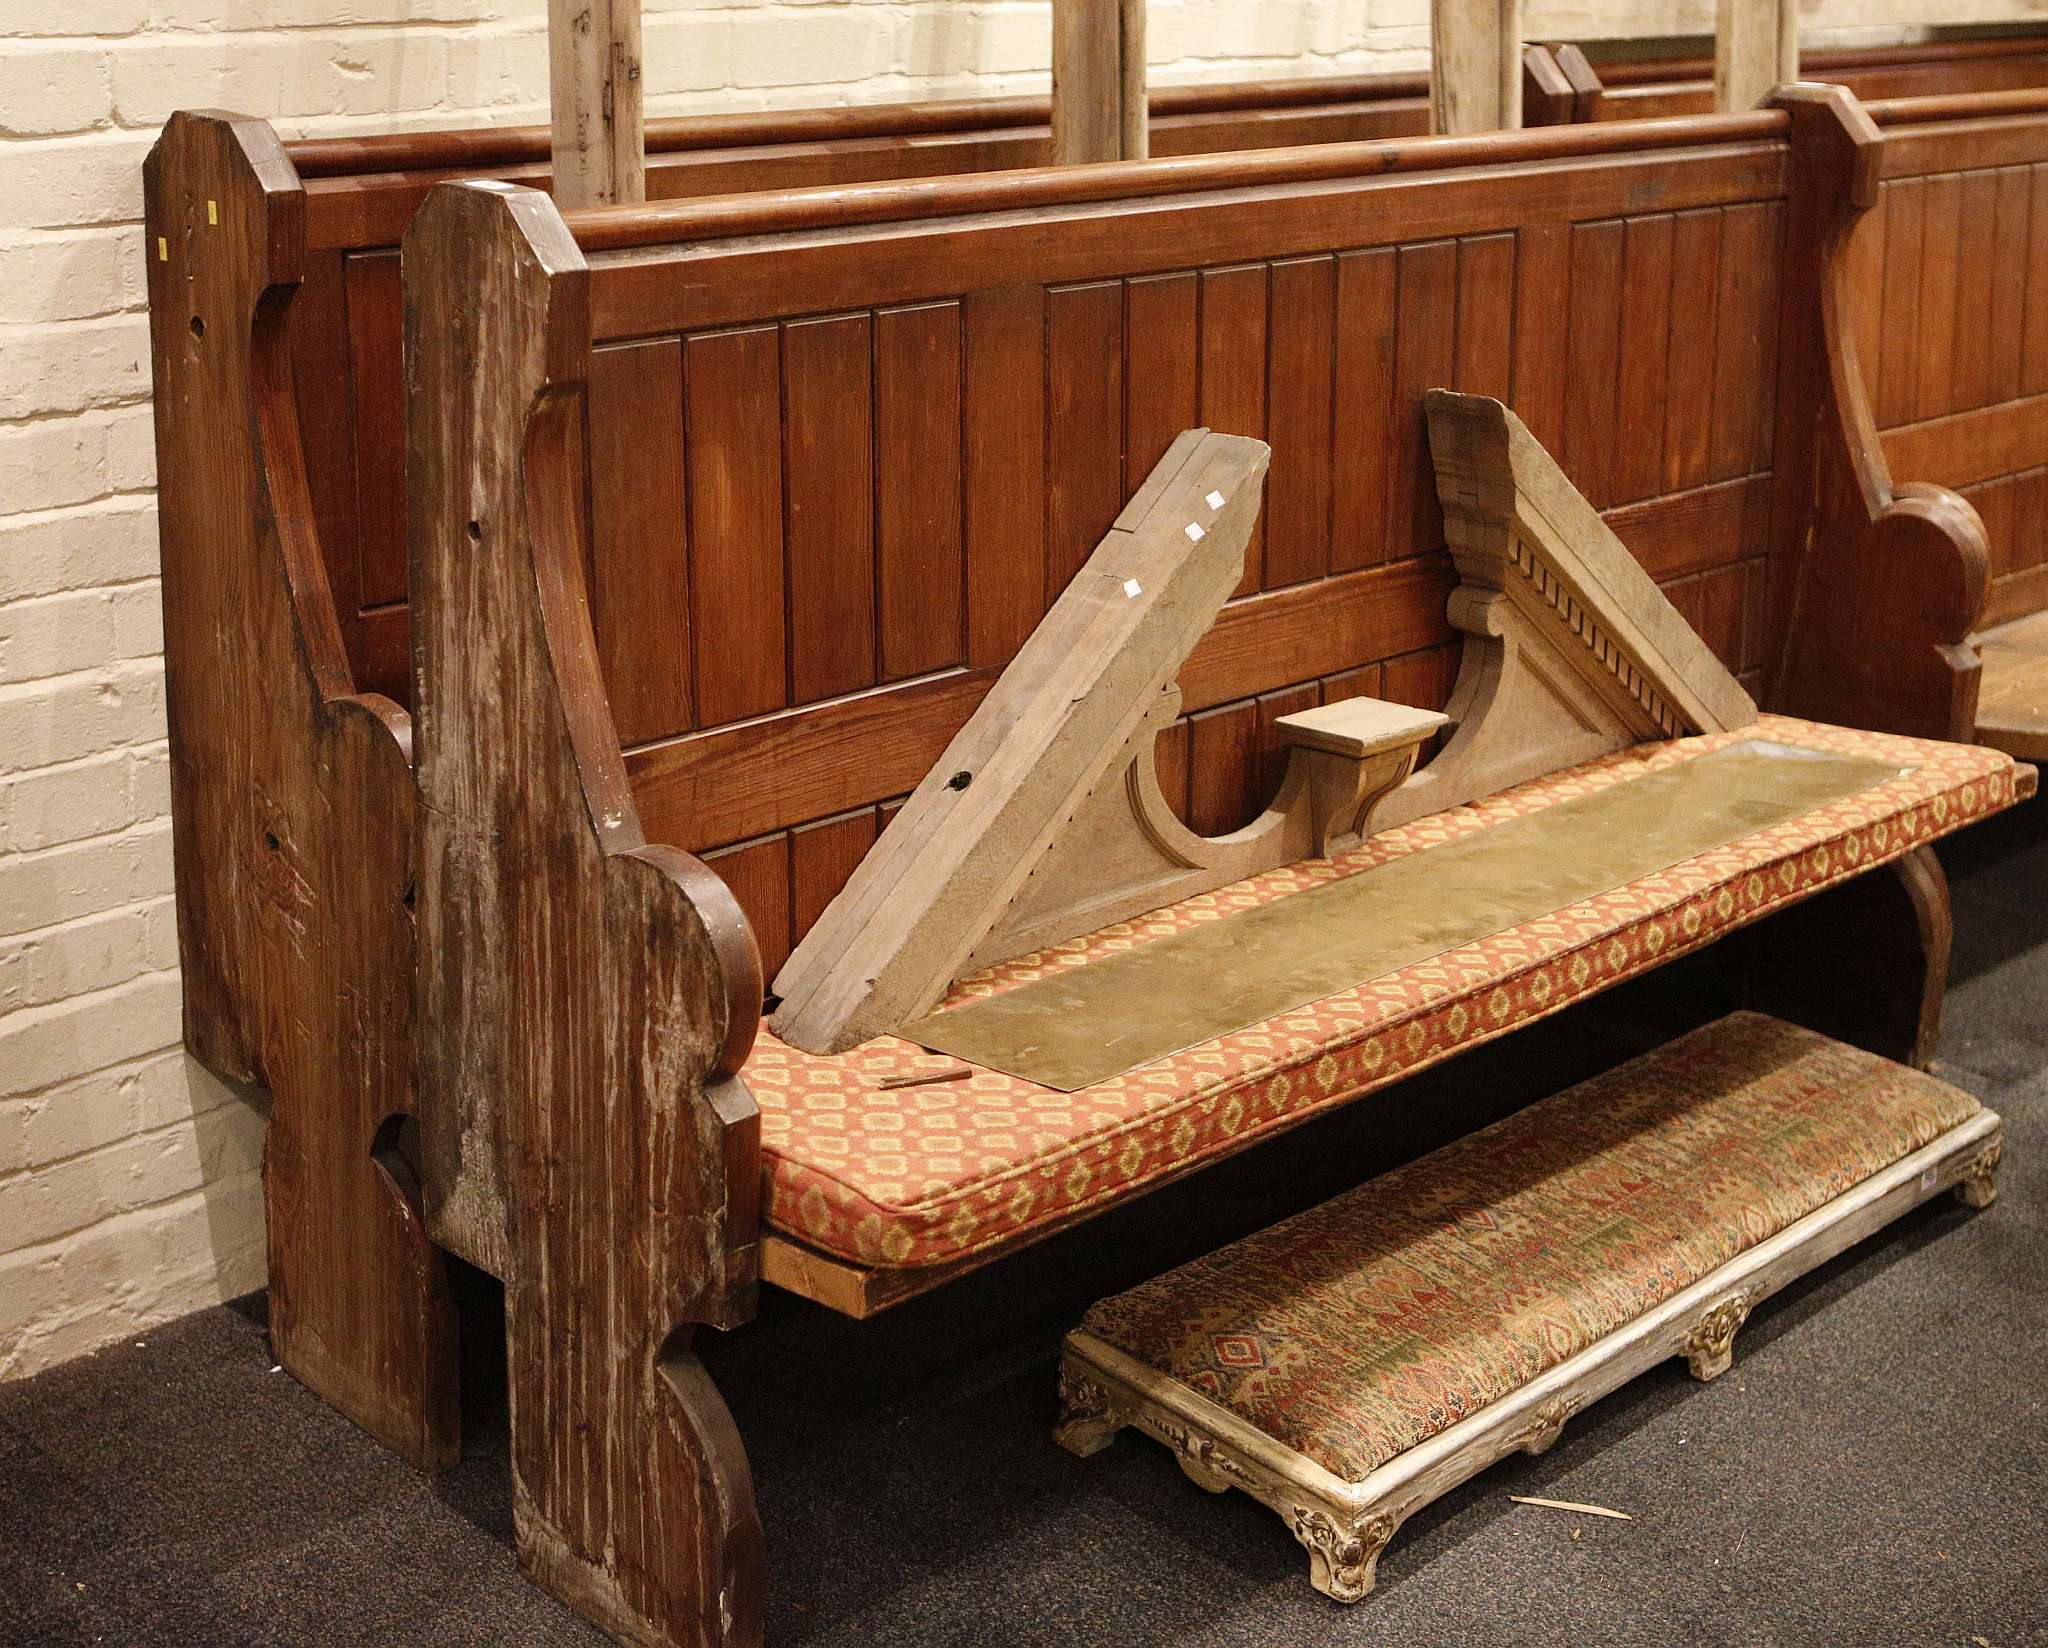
[746,716,2023,1313]
[1975,611,2048,761]
[1054,1012,2003,1603]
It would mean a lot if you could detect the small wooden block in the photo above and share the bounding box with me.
[1057,1015,1999,1604]
[1274,698,1449,760]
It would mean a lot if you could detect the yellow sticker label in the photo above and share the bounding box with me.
[207,199,218,225]
[157,236,168,262]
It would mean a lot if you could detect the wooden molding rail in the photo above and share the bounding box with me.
[406,176,762,1648]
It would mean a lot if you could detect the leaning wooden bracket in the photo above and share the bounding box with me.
[1375,391,1757,834]
[769,430,1445,1056]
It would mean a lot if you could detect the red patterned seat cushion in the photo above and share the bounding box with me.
[1076,1012,1982,1483]
[746,717,2021,1270]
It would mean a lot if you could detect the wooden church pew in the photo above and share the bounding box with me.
[1536,32,2048,124]
[1773,85,2048,758]
[378,87,2029,1647]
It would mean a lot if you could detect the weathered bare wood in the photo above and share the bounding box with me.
[1975,611,2048,759]
[1431,1,1524,134]
[1378,391,1755,831]
[1052,0,1148,162]
[145,111,457,1472]
[768,433,1447,1056]
[1716,0,1799,112]
[406,176,761,1648]
[1765,85,1990,742]
[550,0,645,206]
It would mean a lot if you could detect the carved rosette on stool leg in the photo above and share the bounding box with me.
[1683,1291,1758,1382]
[406,178,765,1647]
[1053,1361,1133,1459]
[1288,1506,1399,1603]
[1952,1143,2003,1209]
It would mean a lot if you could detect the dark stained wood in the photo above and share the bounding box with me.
[685,326,787,724]
[875,303,965,682]
[1662,208,1724,493]
[1452,231,1516,402]
[1047,281,1128,595]
[1124,271,1200,495]
[1875,176,1925,428]
[1198,263,1270,595]
[1264,256,1336,589]
[1562,219,1624,508]
[784,312,877,704]
[704,835,793,983]
[964,285,1047,666]
[145,112,457,1474]
[1914,171,1962,423]
[1331,246,1397,570]
[589,340,693,744]
[342,251,406,609]
[406,177,763,1648]
[1389,239,1457,558]
[1613,213,1675,505]
[1708,201,1779,483]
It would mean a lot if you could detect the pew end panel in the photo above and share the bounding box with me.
[144,110,458,1473]
[404,178,765,1648]
[1767,84,1991,744]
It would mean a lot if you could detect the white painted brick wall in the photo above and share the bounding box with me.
[0,0,2011,1385]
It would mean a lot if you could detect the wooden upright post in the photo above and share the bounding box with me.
[1431,1,1524,134]
[1053,0,1148,162]
[1716,0,1799,111]
[550,0,645,205]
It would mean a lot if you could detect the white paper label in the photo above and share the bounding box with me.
[1122,577,1143,598]
[1184,522,1207,543]
[1206,491,1226,510]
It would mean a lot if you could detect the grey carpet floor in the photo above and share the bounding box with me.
[4,802,2045,1648]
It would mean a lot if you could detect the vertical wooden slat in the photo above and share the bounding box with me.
[590,340,692,745]
[343,251,405,611]
[1563,218,1624,507]
[876,301,965,682]
[1431,0,1524,134]
[1974,475,2017,584]
[1199,264,1270,594]
[1876,177,1925,429]
[704,834,792,981]
[1509,220,1571,451]
[1052,0,1148,163]
[1948,169,1999,414]
[1663,207,1722,492]
[785,313,878,705]
[1746,200,1784,476]
[1708,201,1773,484]
[1265,255,1336,589]
[1124,273,1200,493]
[1382,644,1461,713]
[1389,239,1458,557]
[1332,247,1398,571]
[790,809,880,947]
[291,252,365,657]
[1987,166,2033,409]
[1453,231,1517,401]
[1715,0,1797,112]
[964,284,1048,665]
[1694,561,1747,674]
[1842,202,1885,418]
[685,325,788,725]
[2014,469,2048,577]
[1153,716,1191,826]
[1046,281,1127,596]
[1914,173,1962,422]
[1186,699,1259,837]
[2026,166,2048,398]
[549,0,644,207]
[1612,214,1674,506]
[1254,683,1320,806]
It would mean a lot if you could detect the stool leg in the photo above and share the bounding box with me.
[1289,1506,1398,1604]
[1053,1361,1131,1457]
[1952,1142,2003,1209]
[1682,1291,1756,1382]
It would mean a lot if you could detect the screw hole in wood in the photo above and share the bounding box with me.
[189,315,205,339]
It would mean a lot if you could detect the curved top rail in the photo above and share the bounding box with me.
[561,108,1789,253]
[1864,85,2048,125]
[284,71,1430,180]
[1582,32,2048,89]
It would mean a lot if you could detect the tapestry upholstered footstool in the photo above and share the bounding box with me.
[1054,1013,2002,1602]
